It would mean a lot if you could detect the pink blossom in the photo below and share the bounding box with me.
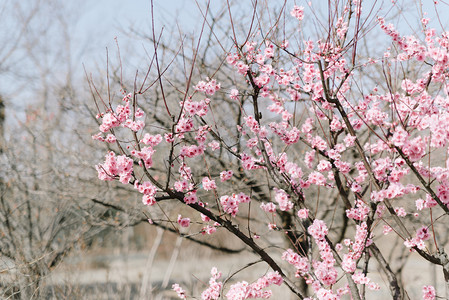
[220,170,233,182]
[346,200,369,221]
[141,133,162,146]
[92,132,105,142]
[177,215,191,227]
[327,149,341,161]
[220,195,239,217]
[315,288,339,300]
[244,116,260,134]
[281,110,293,121]
[134,107,144,118]
[203,225,217,235]
[311,135,328,151]
[179,163,192,179]
[425,194,438,208]
[236,61,249,75]
[137,181,157,195]
[308,171,326,186]
[437,183,449,204]
[285,162,303,179]
[105,134,116,143]
[268,223,277,230]
[370,190,385,203]
[264,44,274,59]
[174,180,192,192]
[416,226,430,241]
[225,272,283,300]
[265,271,283,285]
[349,182,362,193]
[342,254,357,273]
[344,134,356,147]
[392,126,408,147]
[352,272,370,284]
[164,133,175,143]
[290,5,304,21]
[422,285,436,300]
[208,140,220,151]
[172,283,187,299]
[184,191,197,204]
[180,144,204,158]
[330,116,342,132]
[317,160,332,172]
[132,146,155,169]
[195,125,210,142]
[388,169,408,182]
[226,53,239,66]
[194,78,221,96]
[202,177,217,191]
[236,192,250,203]
[229,88,239,100]
[404,237,426,250]
[181,98,209,117]
[394,207,407,217]
[301,118,314,133]
[334,160,351,174]
[142,195,156,206]
[383,225,393,235]
[308,219,328,241]
[175,116,194,134]
[254,73,270,87]
[402,136,426,162]
[96,152,133,184]
[297,208,309,219]
[240,153,256,170]
[274,189,293,211]
[99,112,121,132]
[260,202,277,213]
[416,199,425,210]
[225,281,249,300]
[201,267,222,300]
[123,119,145,132]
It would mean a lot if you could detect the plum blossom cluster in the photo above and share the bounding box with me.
[220,170,233,182]
[290,5,304,22]
[177,214,191,227]
[96,152,133,184]
[95,93,145,133]
[172,283,187,299]
[341,222,372,274]
[283,220,378,298]
[136,181,158,206]
[422,285,436,300]
[220,192,251,217]
[200,267,223,300]
[351,272,380,291]
[307,220,339,288]
[274,188,293,211]
[282,249,310,277]
[194,78,221,96]
[93,2,449,299]
[174,268,283,300]
[225,272,283,300]
[180,97,210,117]
[284,220,341,298]
[404,225,431,250]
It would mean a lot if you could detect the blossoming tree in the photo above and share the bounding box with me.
[91,0,449,299]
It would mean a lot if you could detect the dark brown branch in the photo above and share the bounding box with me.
[90,198,246,254]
